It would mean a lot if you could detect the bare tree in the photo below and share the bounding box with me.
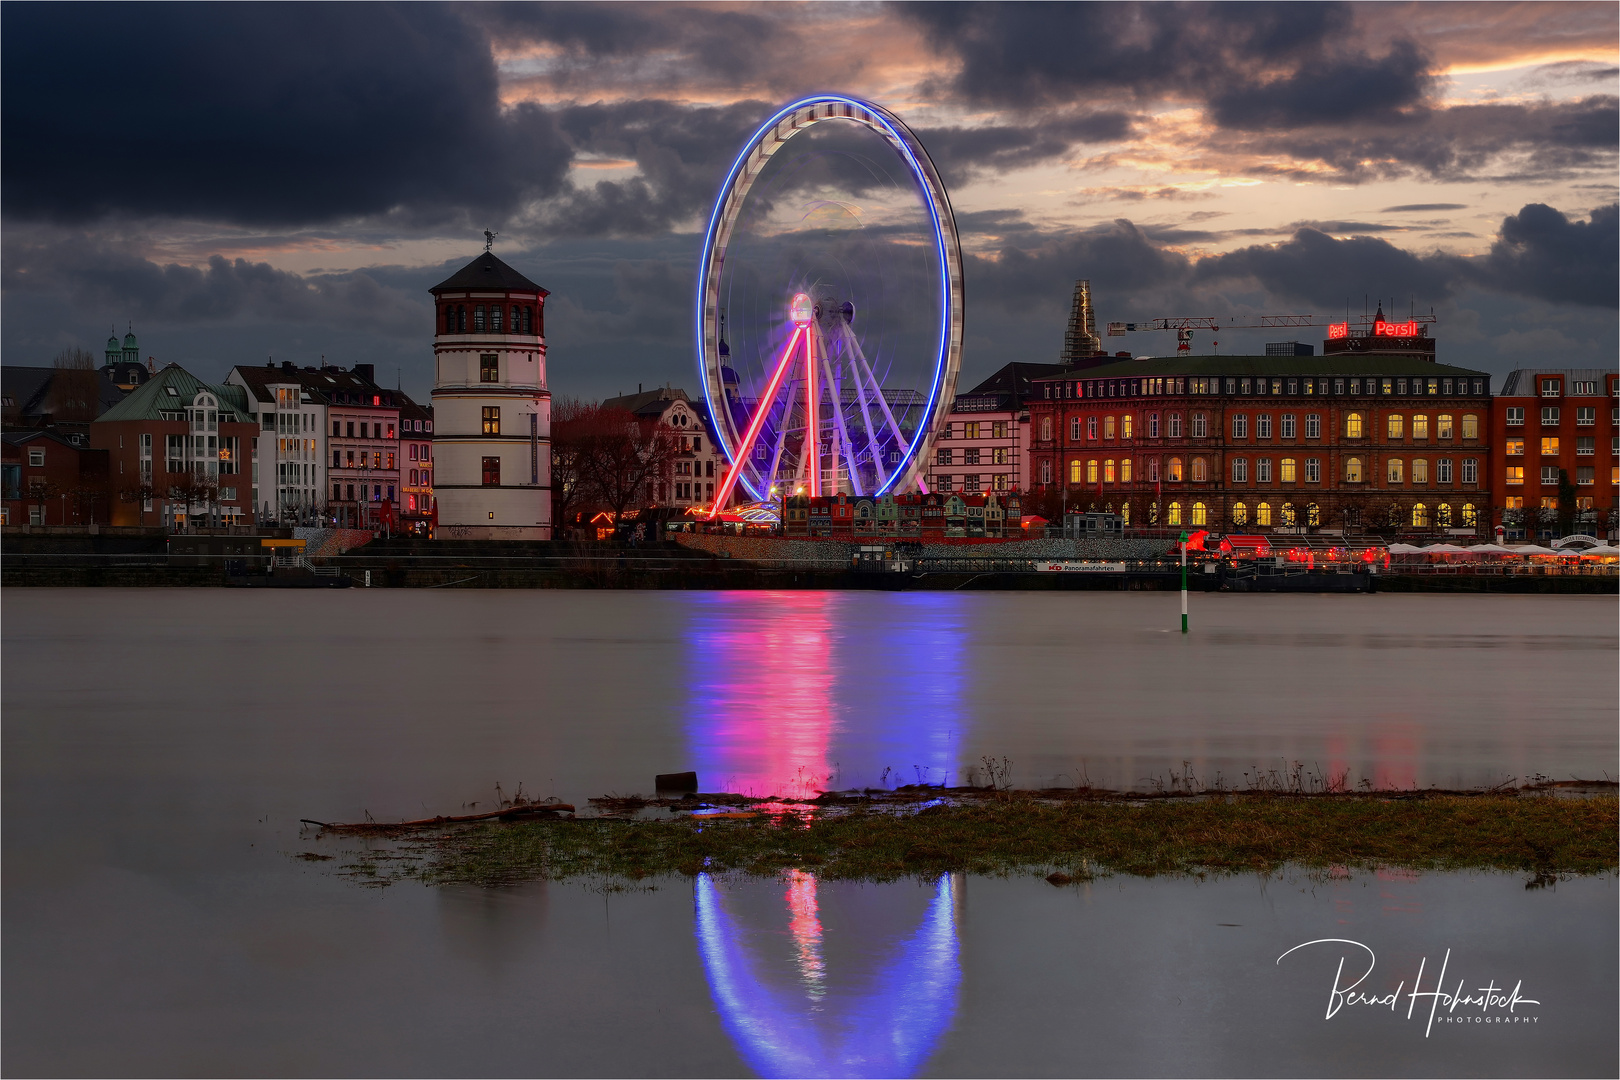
[579,407,678,530]
[550,396,600,535]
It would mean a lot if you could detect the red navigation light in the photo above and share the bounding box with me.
[1327,322,1349,339]
[1374,319,1421,337]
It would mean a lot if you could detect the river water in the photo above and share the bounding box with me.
[4,588,1616,1076]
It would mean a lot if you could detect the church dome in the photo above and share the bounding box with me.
[123,331,138,348]
[107,335,120,351]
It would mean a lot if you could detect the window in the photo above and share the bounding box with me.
[386,453,396,470]
[473,306,486,332]
[1304,414,1320,439]
[1411,414,1429,439]
[1232,414,1248,439]
[1280,414,1295,439]
[1577,436,1595,456]
[1541,379,1560,397]
[1540,407,1559,426]
[1147,458,1160,482]
[1148,413,1160,438]
[1231,502,1248,525]
[1437,459,1453,484]
[346,421,355,438]
[1167,457,1183,482]
[964,447,981,465]
[1577,466,1595,486]
[1069,460,1082,484]
[27,448,43,467]
[1387,414,1404,439]
[1411,503,1429,527]
[345,450,355,467]
[1381,379,1393,395]
[1461,503,1478,526]
[1387,458,1404,484]
[1503,438,1524,457]
[1190,457,1207,482]
[1435,503,1452,526]
[1191,413,1207,438]
[386,423,395,439]
[1121,414,1133,439]
[481,355,499,382]
[964,422,980,439]
[1505,407,1524,426]
[1432,414,1452,440]
[1343,457,1364,482]
[1541,437,1560,456]
[1190,502,1207,526]
[1168,413,1183,438]
[1454,458,1473,484]
[1086,459,1099,484]
[1280,502,1296,526]
[1120,458,1132,483]
[1541,466,1559,485]
[489,306,502,333]
[1576,406,1596,426]
[936,448,952,466]
[1040,416,1053,441]
[1104,459,1115,483]
[1167,501,1182,525]
[1461,414,1479,439]
[1304,458,1320,483]
[1256,501,1272,526]
[482,406,500,435]
[1070,417,1082,441]
[1104,416,1115,440]
[1257,414,1272,439]
[1412,459,1428,484]
[1257,458,1273,483]
[1278,457,1297,483]
[1085,416,1097,440]
[1345,412,1364,438]
[1504,467,1525,485]
[481,456,500,486]
[1232,458,1248,483]
[1040,461,1052,484]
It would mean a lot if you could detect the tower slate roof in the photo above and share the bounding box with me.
[429,252,548,295]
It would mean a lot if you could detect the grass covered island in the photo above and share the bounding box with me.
[312,784,1619,888]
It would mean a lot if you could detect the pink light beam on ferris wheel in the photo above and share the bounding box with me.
[708,320,807,517]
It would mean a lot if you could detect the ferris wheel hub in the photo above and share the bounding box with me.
[789,292,814,327]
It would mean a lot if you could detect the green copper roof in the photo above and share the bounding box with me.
[96,364,255,424]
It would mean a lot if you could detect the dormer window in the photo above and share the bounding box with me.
[1541,379,1561,397]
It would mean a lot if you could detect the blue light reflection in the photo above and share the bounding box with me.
[694,872,961,1078]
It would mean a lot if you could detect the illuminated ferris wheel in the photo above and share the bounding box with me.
[697,95,964,512]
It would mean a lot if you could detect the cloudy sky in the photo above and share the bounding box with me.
[2,2,1615,403]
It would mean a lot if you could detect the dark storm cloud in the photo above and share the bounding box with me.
[0,3,572,226]
[903,2,1434,125]
[913,113,1137,185]
[1192,229,1466,308]
[1473,202,1618,308]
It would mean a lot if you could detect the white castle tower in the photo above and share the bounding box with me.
[429,242,551,539]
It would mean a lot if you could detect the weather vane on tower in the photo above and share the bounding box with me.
[484,229,498,252]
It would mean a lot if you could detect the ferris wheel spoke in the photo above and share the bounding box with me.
[848,349,890,491]
[765,371,798,494]
[708,325,805,516]
[817,332,862,496]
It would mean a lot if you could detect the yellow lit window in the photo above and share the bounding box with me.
[1505,439,1524,456]
[1437,414,1453,439]
[1087,459,1099,484]
[1387,458,1404,483]
[1167,456,1183,481]
[1104,416,1116,440]
[1541,437,1559,455]
[1069,460,1082,484]
[1387,414,1404,439]
[1461,504,1477,525]
[1345,412,1364,438]
[1167,501,1182,525]
[1256,501,1272,526]
[1345,457,1363,482]
[1121,414,1133,439]
[1280,502,1296,526]
[1104,459,1115,484]
[1190,457,1207,482]
[1436,503,1452,526]
[1120,458,1133,483]
[1504,497,1523,510]
[1412,459,1428,484]
[1280,457,1296,483]
[1412,415,1429,439]
[1505,466,1524,485]
[1461,414,1478,439]
[1540,497,1557,510]
[1411,503,1429,527]
[1191,501,1207,525]
[1231,502,1248,525]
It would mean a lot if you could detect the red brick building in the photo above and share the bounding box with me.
[91,364,258,528]
[1027,355,1492,536]
[1,430,109,526]
[1490,368,1619,539]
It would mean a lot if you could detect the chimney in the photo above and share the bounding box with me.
[281,360,296,373]
[353,363,375,384]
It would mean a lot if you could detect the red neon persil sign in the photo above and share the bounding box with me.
[1374,319,1421,337]
[1327,322,1349,339]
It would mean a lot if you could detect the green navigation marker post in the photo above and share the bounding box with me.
[1179,531,1189,634]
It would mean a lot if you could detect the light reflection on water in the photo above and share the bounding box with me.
[695,871,961,1079]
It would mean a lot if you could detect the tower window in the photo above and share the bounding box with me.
[473,306,486,333]
[444,307,456,334]
[481,355,499,383]
[482,406,500,435]
[490,306,502,333]
[457,306,467,333]
[482,456,501,486]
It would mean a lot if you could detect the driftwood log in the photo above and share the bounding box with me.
[301,803,575,832]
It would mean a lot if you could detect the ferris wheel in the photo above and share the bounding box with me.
[698,95,964,513]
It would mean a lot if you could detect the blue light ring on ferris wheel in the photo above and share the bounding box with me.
[695,95,964,501]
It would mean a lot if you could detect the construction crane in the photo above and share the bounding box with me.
[1107,309,1436,351]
